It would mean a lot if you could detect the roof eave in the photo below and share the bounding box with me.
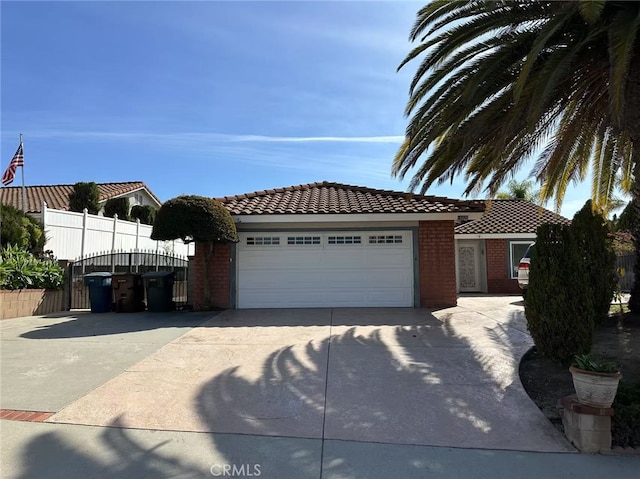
[455,232,537,239]
[232,211,484,224]
[101,185,163,207]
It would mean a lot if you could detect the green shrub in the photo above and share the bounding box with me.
[613,382,640,447]
[0,203,45,254]
[616,200,638,233]
[571,200,617,323]
[525,223,594,363]
[151,195,237,308]
[130,205,156,225]
[68,182,100,214]
[151,195,238,244]
[103,197,130,220]
[0,245,65,290]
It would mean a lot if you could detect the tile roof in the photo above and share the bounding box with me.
[0,182,161,213]
[455,199,570,235]
[217,181,485,215]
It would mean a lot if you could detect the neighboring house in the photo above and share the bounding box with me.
[0,182,181,261]
[0,181,162,214]
[189,181,485,310]
[454,200,571,294]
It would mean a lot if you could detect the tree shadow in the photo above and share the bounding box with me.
[19,312,218,339]
[194,306,569,472]
[8,304,571,478]
[14,417,206,479]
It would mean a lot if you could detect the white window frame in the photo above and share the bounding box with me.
[327,235,362,245]
[509,241,534,279]
[246,236,281,246]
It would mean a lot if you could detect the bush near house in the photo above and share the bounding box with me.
[152,195,238,308]
[571,200,617,323]
[131,204,156,225]
[68,182,100,214]
[525,201,617,363]
[151,195,238,244]
[0,245,65,290]
[0,203,45,254]
[103,197,130,220]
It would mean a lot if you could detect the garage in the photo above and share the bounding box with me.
[237,230,414,308]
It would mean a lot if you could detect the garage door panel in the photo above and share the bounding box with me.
[237,231,414,308]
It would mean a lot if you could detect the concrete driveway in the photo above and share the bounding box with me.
[3,297,639,478]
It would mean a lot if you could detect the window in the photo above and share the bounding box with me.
[328,235,361,245]
[368,235,403,244]
[246,237,280,246]
[287,236,321,245]
[509,241,533,278]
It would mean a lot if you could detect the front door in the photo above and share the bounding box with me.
[457,241,482,292]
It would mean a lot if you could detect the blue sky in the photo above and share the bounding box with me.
[1,1,600,217]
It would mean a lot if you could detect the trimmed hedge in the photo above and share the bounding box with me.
[151,195,238,244]
[69,182,100,214]
[525,201,616,363]
[131,205,156,225]
[104,197,130,220]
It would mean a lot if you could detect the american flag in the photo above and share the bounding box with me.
[1,143,24,186]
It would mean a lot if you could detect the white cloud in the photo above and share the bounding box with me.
[27,130,404,144]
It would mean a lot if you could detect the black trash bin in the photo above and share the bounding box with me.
[143,271,176,312]
[111,273,145,313]
[83,272,113,313]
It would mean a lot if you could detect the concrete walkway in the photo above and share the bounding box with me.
[2,297,639,478]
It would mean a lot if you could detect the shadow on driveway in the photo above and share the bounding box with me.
[18,312,219,340]
[7,304,578,478]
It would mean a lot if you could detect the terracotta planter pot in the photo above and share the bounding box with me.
[569,365,622,408]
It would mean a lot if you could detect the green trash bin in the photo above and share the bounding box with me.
[143,271,176,312]
[111,273,145,313]
[83,272,113,313]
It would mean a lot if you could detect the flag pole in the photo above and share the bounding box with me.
[20,133,26,212]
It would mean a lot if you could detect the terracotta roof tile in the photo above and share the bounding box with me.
[455,200,570,235]
[217,181,485,215]
[0,182,161,213]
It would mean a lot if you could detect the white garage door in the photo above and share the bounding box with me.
[237,231,414,308]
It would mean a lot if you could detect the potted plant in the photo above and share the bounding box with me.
[569,354,622,408]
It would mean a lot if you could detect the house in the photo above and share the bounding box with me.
[0,182,174,261]
[189,181,485,310]
[454,199,571,294]
[0,181,162,214]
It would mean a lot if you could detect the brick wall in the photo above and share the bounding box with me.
[418,221,457,308]
[188,242,231,310]
[1,289,65,320]
[485,239,521,294]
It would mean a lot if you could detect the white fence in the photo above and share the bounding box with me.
[36,203,194,260]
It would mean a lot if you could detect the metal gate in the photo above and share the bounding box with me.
[68,250,189,310]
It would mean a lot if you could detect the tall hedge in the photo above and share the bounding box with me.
[525,200,617,363]
[130,205,156,225]
[0,203,45,254]
[571,200,617,323]
[68,182,100,214]
[525,223,594,363]
[103,197,130,220]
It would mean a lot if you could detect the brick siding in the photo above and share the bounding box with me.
[418,221,457,308]
[189,242,231,310]
[485,239,521,294]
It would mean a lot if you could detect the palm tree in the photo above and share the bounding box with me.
[496,179,539,201]
[394,0,640,310]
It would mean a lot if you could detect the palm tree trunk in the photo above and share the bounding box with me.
[624,53,640,312]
